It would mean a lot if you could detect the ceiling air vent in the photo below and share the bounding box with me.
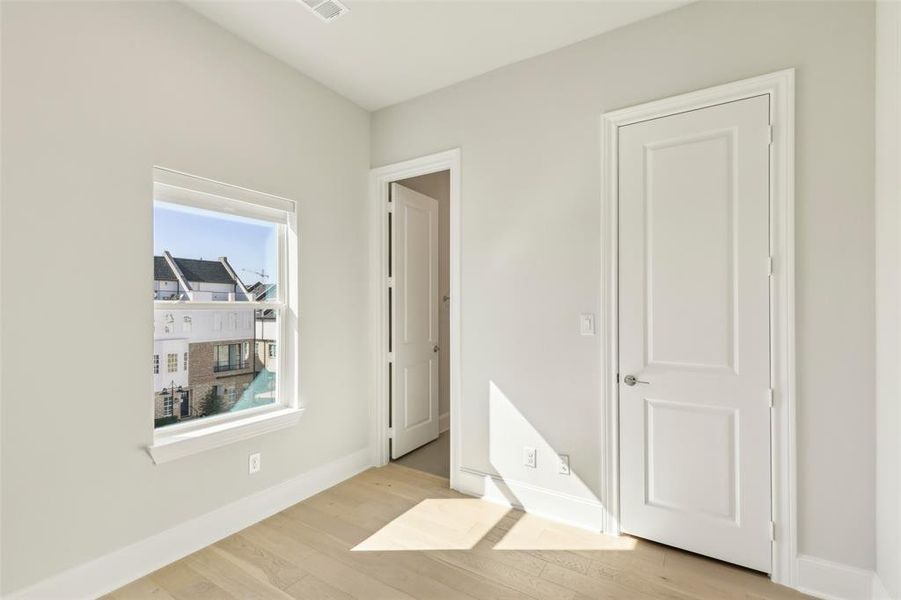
[299,0,349,23]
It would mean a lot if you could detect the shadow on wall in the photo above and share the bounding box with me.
[352,381,625,553]
[487,380,605,525]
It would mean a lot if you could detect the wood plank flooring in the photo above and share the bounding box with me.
[106,464,811,599]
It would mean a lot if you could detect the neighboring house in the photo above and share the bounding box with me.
[250,282,279,374]
[153,253,276,425]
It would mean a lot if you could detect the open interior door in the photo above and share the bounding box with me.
[390,183,440,459]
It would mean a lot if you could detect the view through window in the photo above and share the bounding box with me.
[153,200,282,429]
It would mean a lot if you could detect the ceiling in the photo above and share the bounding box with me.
[185,0,692,111]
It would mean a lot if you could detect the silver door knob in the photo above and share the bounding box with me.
[623,374,649,386]
[433,345,440,353]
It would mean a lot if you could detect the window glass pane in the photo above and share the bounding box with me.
[153,201,279,303]
[153,198,282,430]
[153,308,279,428]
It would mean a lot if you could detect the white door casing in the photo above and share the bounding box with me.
[618,95,772,572]
[391,183,440,458]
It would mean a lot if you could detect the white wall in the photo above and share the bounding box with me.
[0,1,370,594]
[397,172,451,421]
[372,0,876,571]
[875,2,901,597]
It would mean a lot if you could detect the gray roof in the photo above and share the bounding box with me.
[154,256,237,285]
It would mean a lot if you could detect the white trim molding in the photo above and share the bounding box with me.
[368,149,462,489]
[455,468,606,532]
[439,411,450,434]
[795,555,877,600]
[6,448,372,600]
[148,407,304,464]
[872,573,894,600]
[600,69,797,585]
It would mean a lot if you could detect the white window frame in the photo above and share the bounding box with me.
[167,353,178,373]
[148,167,301,465]
[183,352,189,371]
[153,354,160,375]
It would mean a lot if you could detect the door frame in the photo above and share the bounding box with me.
[369,148,462,488]
[600,70,796,585]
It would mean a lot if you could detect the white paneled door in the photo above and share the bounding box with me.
[390,184,440,459]
[618,96,772,572]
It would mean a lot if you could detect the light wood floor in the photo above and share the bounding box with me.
[107,464,811,600]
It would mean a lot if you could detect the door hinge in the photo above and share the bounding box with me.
[768,388,775,408]
[769,521,776,541]
[768,256,775,277]
[387,352,395,363]
[387,201,395,213]
[387,426,394,440]
[387,276,394,288]
[768,124,774,146]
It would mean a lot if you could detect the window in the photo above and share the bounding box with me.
[162,395,173,417]
[151,167,298,449]
[269,343,277,358]
[214,343,248,372]
[153,354,160,374]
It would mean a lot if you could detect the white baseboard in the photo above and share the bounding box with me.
[796,554,877,600]
[8,448,372,600]
[438,411,449,433]
[453,468,889,600]
[872,573,897,600]
[454,467,605,532]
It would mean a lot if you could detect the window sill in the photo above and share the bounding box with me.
[147,407,303,465]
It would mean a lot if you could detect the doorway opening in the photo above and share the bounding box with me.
[369,149,461,489]
[388,172,451,478]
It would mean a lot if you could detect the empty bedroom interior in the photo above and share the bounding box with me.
[1,1,900,600]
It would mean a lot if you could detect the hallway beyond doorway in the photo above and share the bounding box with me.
[393,430,449,479]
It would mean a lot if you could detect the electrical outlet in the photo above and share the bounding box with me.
[248,452,261,474]
[523,447,537,468]
[558,454,570,475]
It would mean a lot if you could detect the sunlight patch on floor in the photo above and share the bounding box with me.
[493,512,638,551]
[352,498,510,551]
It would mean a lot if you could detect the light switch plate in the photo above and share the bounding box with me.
[580,313,595,336]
